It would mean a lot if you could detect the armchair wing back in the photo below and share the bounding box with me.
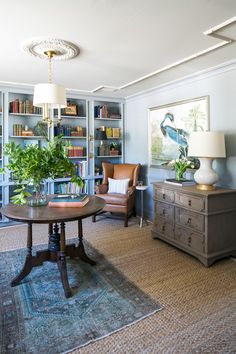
[102,162,140,186]
[94,162,141,227]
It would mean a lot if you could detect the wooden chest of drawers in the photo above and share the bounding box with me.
[152,182,236,266]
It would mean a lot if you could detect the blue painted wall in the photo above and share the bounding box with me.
[125,61,236,220]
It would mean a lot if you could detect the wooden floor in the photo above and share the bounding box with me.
[0,217,235,353]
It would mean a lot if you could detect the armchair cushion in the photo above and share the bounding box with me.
[108,178,130,194]
[98,193,128,206]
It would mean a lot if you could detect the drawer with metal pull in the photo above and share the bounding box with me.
[175,192,205,212]
[155,201,174,224]
[175,225,205,253]
[175,207,205,232]
[153,217,174,239]
[154,187,175,203]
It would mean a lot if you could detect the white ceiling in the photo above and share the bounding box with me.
[0,0,236,98]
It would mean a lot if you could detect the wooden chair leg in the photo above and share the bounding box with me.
[124,213,128,227]
[92,214,96,223]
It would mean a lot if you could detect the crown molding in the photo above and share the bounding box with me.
[125,58,236,102]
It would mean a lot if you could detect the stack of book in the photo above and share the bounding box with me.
[164,179,196,186]
[48,194,89,208]
[67,146,85,157]
[9,99,42,114]
[76,161,87,177]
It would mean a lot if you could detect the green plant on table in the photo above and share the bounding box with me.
[168,157,195,181]
[1,136,84,205]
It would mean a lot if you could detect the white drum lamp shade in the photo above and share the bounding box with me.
[188,131,226,190]
[33,83,67,108]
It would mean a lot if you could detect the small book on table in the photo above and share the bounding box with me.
[164,179,196,186]
[48,194,89,207]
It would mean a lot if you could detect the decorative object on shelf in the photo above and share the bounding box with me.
[149,96,209,167]
[33,121,48,137]
[188,131,226,190]
[0,136,84,206]
[109,142,119,156]
[95,127,107,156]
[22,37,79,127]
[64,104,77,116]
[168,157,195,181]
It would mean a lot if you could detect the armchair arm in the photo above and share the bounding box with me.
[95,183,108,194]
[127,186,136,196]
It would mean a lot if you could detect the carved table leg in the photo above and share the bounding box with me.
[77,219,96,265]
[57,222,72,298]
[48,223,60,261]
[11,223,34,286]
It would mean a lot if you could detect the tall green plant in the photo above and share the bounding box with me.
[1,136,84,204]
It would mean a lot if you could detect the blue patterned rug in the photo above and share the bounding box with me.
[0,240,162,354]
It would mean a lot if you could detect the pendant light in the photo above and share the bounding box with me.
[22,37,80,127]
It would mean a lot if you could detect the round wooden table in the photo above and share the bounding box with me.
[1,196,105,298]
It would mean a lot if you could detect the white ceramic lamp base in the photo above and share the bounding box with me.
[194,157,218,190]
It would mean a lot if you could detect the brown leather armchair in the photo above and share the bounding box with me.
[93,162,141,227]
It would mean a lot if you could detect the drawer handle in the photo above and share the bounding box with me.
[187,218,192,224]
[162,225,165,233]
[188,200,192,206]
[163,193,166,200]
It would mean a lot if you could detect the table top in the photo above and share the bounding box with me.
[136,185,148,191]
[1,195,106,224]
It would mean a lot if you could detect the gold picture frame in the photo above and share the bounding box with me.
[64,104,77,116]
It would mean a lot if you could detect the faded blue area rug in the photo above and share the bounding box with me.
[0,240,162,354]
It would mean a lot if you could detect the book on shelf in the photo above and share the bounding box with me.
[164,179,196,186]
[48,194,89,208]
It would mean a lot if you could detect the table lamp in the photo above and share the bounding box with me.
[188,131,226,190]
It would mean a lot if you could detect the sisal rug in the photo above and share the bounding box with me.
[0,237,162,354]
[0,218,236,353]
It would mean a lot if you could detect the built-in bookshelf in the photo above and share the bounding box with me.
[52,97,89,194]
[93,100,124,177]
[0,92,2,221]
[0,88,125,225]
[8,93,48,149]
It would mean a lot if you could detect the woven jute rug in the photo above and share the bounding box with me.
[0,217,236,353]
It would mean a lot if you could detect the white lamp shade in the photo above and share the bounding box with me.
[188,131,226,158]
[33,83,67,108]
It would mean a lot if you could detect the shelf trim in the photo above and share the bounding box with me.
[10,135,46,139]
[94,117,122,121]
[9,113,42,117]
[61,136,86,139]
[96,155,122,158]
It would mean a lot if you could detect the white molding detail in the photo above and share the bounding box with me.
[21,37,80,60]
[2,17,236,97]
[125,58,236,102]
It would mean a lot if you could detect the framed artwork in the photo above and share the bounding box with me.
[64,104,77,116]
[149,96,209,167]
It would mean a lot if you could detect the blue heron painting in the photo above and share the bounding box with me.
[160,112,189,158]
[149,96,208,166]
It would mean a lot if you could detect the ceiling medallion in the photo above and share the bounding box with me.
[21,37,80,61]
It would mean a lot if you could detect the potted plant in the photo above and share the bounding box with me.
[168,157,195,181]
[109,142,120,156]
[1,136,84,205]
